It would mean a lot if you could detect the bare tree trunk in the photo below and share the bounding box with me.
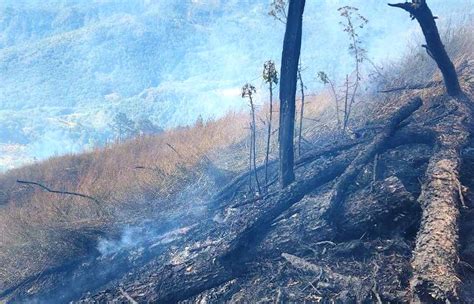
[328,78,341,129]
[248,123,253,192]
[387,3,465,299]
[265,82,274,187]
[279,0,305,188]
[389,0,461,96]
[297,64,305,156]
[249,96,261,194]
[343,75,350,132]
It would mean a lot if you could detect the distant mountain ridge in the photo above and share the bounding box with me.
[0,1,246,170]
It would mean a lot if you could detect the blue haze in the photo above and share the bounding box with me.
[0,0,471,169]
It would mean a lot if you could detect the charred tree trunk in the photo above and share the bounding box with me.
[279,0,305,188]
[324,97,423,224]
[389,0,462,96]
[224,98,423,265]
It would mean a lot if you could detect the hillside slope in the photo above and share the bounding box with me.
[4,70,474,303]
[1,13,473,304]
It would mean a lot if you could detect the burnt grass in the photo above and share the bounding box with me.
[3,90,474,303]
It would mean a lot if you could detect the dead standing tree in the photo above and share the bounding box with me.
[389,0,461,97]
[262,61,279,187]
[297,62,307,156]
[269,0,308,158]
[317,7,368,134]
[242,83,261,194]
[339,6,368,132]
[278,0,305,188]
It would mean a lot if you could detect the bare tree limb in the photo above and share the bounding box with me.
[119,287,138,304]
[378,81,439,93]
[166,143,183,158]
[17,180,102,206]
[297,61,306,157]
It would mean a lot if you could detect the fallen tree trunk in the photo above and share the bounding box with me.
[148,263,234,303]
[66,97,427,303]
[221,100,423,267]
[410,95,471,302]
[221,153,354,266]
[324,97,423,225]
[209,139,364,210]
[281,253,359,284]
[223,98,422,263]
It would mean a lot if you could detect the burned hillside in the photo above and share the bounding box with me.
[1,1,474,303]
[3,56,473,304]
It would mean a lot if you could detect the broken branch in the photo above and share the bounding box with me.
[16,180,101,206]
[378,81,439,93]
[388,0,461,96]
[119,287,138,304]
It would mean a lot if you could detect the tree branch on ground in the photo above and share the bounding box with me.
[324,97,423,224]
[16,180,102,206]
[378,80,439,93]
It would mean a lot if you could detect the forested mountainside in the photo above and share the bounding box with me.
[1,0,474,303]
